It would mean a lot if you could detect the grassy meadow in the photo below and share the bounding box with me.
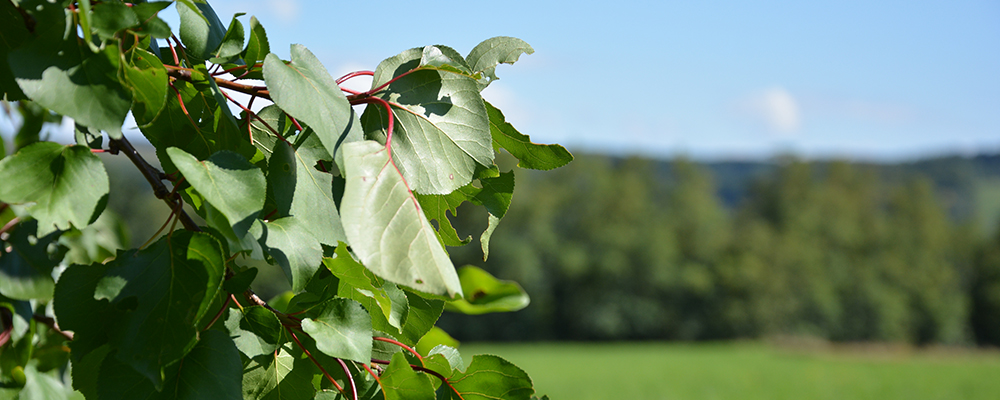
[459,342,1000,400]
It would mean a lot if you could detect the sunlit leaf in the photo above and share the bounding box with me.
[362,46,493,195]
[178,0,228,60]
[466,36,534,90]
[339,140,462,298]
[486,101,572,171]
[379,352,435,400]
[299,298,372,363]
[168,147,265,238]
[0,142,108,236]
[445,355,533,400]
[445,266,529,315]
[264,44,362,170]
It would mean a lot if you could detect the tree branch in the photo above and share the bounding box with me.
[164,65,271,100]
[107,136,199,232]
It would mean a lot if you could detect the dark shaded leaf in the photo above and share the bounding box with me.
[98,231,225,388]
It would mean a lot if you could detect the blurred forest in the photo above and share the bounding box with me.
[90,144,1000,347]
[439,152,1000,347]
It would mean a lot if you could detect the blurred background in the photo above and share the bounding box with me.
[3,0,999,398]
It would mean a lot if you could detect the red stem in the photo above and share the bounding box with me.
[167,37,180,66]
[336,358,358,400]
[202,295,232,332]
[0,217,21,237]
[372,336,422,363]
[361,363,383,387]
[288,328,346,393]
[289,116,304,132]
[349,97,394,154]
[336,70,373,85]
[367,68,420,96]
[169,83,201,133]
[369,358,465,400]
[219,90,290,145]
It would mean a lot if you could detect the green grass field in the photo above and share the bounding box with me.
[459,342,1000,400]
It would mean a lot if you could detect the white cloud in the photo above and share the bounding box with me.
[740,87,801,135]
[268,0,300,23]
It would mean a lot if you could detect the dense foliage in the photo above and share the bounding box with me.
[442,155,1000,346]
[0,0,572,398]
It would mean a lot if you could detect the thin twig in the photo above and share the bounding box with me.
[336,358,358,400]
[32,315,74,341]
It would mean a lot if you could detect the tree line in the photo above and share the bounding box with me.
[440,154,1000,346]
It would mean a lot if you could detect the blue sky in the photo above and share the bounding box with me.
[6,0,999,161]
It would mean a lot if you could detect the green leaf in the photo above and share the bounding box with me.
[339,140,463,298]
[225,306,283,359]
[239,16,269,80]
[260,217,323,293]
[99,231,225,389]
[178,0,228,60]
[168,148,265,237]
[263,45,362,170]
[124,47,169,125]
[223,267,258,295]
[53,262,112,357]
[446,355,533,400]
[268,140,345,246]
[379,352,435,400]
[95,331,241,400]
[131,2,173,39]
[211,13,246,63]
[361,46,492,195]
[323,245,408,331]
[299,298,372,363]
[466,37,535,89]
[416,328,460,357]
[21,363,70,400]
[0,221,63,300]
[0,142,109,236]
[96,352,158,399]
[399,291,444,346]
[74,123,103,149]
[486,101,572,170]
[445,266,529,315]
[71,344,110,399]
[90,2,140,41]
[415,187,475,247]
[415,170,514,259]
[10,33,130,137]
[241,344,315,400]
[168,329,243,400]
